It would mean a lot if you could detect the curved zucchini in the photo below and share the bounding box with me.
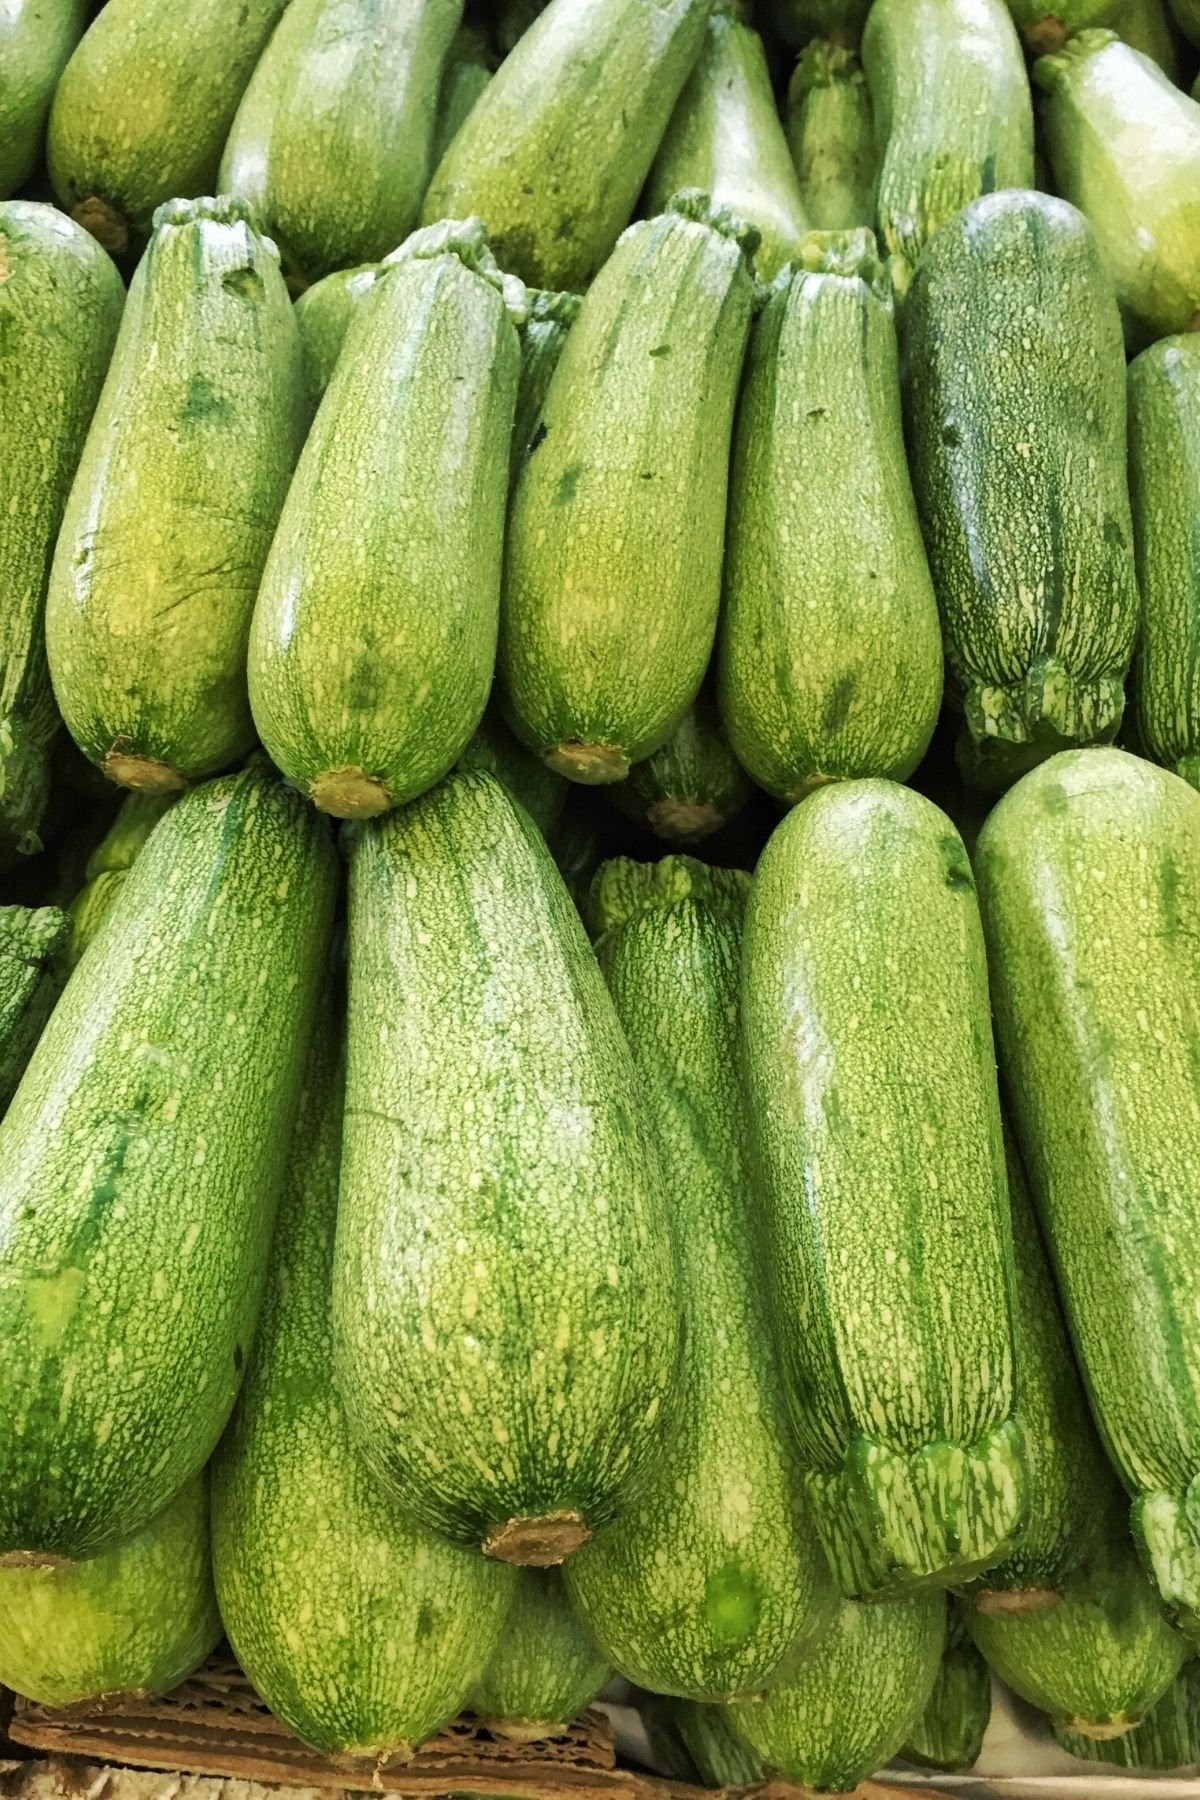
[742,782,1025,1596]
[668,1701,765,1788]
[0,906,69,1117]
[67,793,176,967]
[292,263,380,422]
[0,764,336,1563]
[609,697,755,844]
[510,287,581,498]
[46,197,302,794]
[333,772,680,1564]
[457,702,568,839]
[767,0,871,47]
[901,1605,991,1773]
[786,41,876,233]
[0,0,87,199]
[1055,1659,1200,1769]
[470,1571,610,1739]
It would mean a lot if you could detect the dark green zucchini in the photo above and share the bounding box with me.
[900,1605,990,1773]
[457,701,568,839]
[767,0,870,48]
[469,1571,610,1739]
[0,906,69,1117]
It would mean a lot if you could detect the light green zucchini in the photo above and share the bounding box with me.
[46,197,302,794]
[432,28,492,166]
[742,781,1025,1597]
[0,763,336,1563]
[0,906,69,1117]
[718,232,942,803]
[333,771,680,1564]
[609,697,755,844]
[292,262,380,421]
[565,858,834,1700]
[510,287,581,498]
[669,1700,766,1788]
[422,0,711,288]
[0,0,87,198]
[786,40,876,232]
[0,202,124,855]
[901,1605,991,1772]
[500,197,754,785]
[469,1571,610,1739]
[1120,0,1183,76]
[1055,1658,1200,1769]
[905,191,1138,789]
[249,219,522,820]
[768,0,871,47]
[66,792,176,968]
[456,701,568,839]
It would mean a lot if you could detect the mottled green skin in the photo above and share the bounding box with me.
[975,749,1200,1638]
[333,771,680,1551]
[565,883,834,1698]
[1169,0,1200,46]
[644,14,808,282]
[863,0,1033,296]
[786,42,876,233]
[670,1701,764,1788]
[0,202,123,854]
[1120,0,1183,79]
[250,222,521,816]
[585,855,749,942]
[501,206,754,779]
[213,1011,515,1757]
[0,0,86,198]
[510,288,580,499]
[470,1571,610,1736]
[901,1604,990,1773]
[45,197,302,788]
[0,1474,219,1705]
[432,55,491,168]
[1035,33,1200,348]
[905,192,1138,787]
[768,0,871,47]
[457,702,568,840]
[726,1593,946,1790]
[548,799,604,915]
[718,237,942,804]
[292,263,380,422]
[610,698,755,844]
[0,765,336,1560]
[0,905,69,1116]
[221,0,462,285]
[66,792,176,967]
[47,0,289,247]
[421,0,711,289]
[1055,1658,1200,1769]
[742,781,1025,1596]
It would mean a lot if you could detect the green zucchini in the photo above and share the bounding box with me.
[220,0,462,284]
[668,1700,765,1788]
[742,781,1025,1597]
[47,0,289,254]
[786,41,876,233]
[548,795,605,914]
[497,0,548,49]
[643,7,809,282]
[45,197,302,795]
[432,34,492,166]
[457,701,568,839]
[332,771,679,1564]
[292,263,380,421]
[905,191,1138,789]
[635,1695,704,1784]
[0,906,69,1117]
[1000,0,1121,51]
[608,697,755,844]
[767,0,871,48]
[0,0,87,198]
[863,0,1034,297]
[0,1474,219,1706]
[0,202,124,856]
[564,858,834,1700]
[0,763,336,1563]
[900,1605,991,1773]
[500,197,754,785]
[469,1571,611,1739]
[66,793,176,968]
[718,232,942,804]
[249,219,521,821]
[1120,0,1183,76]
[1034,33,1200,347]
[725,1594,946,1790]
[510,287,581,498]
[421,0,712,288]
[1055,1659,1200,1769]
[1170,0,1200,45]
[974,747,1200,1639]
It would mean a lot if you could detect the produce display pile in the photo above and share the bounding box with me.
[4,0,1200,1790]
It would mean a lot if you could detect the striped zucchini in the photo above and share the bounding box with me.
[767,0,871,46]
[863,0,1034,297]
[975,748,1200,1639]
[457,702,568,840]
[333,772,680,1564]
[905,191,1138,789]
[742,782,1025,1596]
[421,0,710,289]
[500,198,754,785]
[46,197,302,795]
[432,30,492,167]
[510,288,581,498]
[250,219,522,820]
[0,764,336,1563]
[786,41,876,233]
[565,858,834,1700]
[668,1701,766,1788]
[718,231,942,804]
[66,793,176,968]
[901,1605,991,1773]
[292,263,380,421]
[1055,1659,1200,1769]
[0,906,69,1116]
[609,696,755,845]
[0,0,86,198]
[470,1571,611,1739]
[0,202,123,855]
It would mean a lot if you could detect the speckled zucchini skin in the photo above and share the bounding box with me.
[975,749,1200,1639]
[45,197,302,794]
[670,1701,765,1788]
[0,0,86,198]
[470,1571,610,1739]
[905,191,1138,789]
[333,771,680,1560]
[510,288,580,498]
[432,29,492,166]
[0,905,69,1116]
[421,0,710,289]
[609,696,755,844]
[0,764,336,1562]
[786,41,876,233]
[901,1605,991,1773]
[292,263,380,421]
[742,781,1025,1596]
[1055,1658,1200,1769]
[718,232,942,804]
[0,202,123,854]
[500,200,754,786]
[66,792,176,968]
[565,862,834,1700]
[457,702,568,840]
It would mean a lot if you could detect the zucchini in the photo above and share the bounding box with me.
[0,202,123,855]
[974,747,1200,1638]
[548,795,605,914]
[1120,0,1183,76]
[46,197,302,795]
[741,781,1025,1597]
[564,858,834,1700]
[644,7,809,282]
[668,1701,766,1788]
[1170,0,1200,44]
[293,263,380,422]
[457,701,568,839]
[421,0,711,288]
[66,792,176,968]
[786,41,876,233]
[249,219,522,821]
[718,232,942,803]
[220,0,462,284]
[609,696,755,844]
[1034,32,1200,348]
[500,197,754,785]
[510,287,581,498]
[863,0,1034,297]
[0,906,69,1117]
[498,0,548,49]
[905,191,1138,789]
[0,1475,219,1706]
[433,29,492,166]
[0,763,336,1563]
[470,1571,611,1739]
[332,771,680,1564]
[900,1605,991,1773]
[0,0,87,198]
[1055,1658,1200,1769]
[767,0,871,48]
